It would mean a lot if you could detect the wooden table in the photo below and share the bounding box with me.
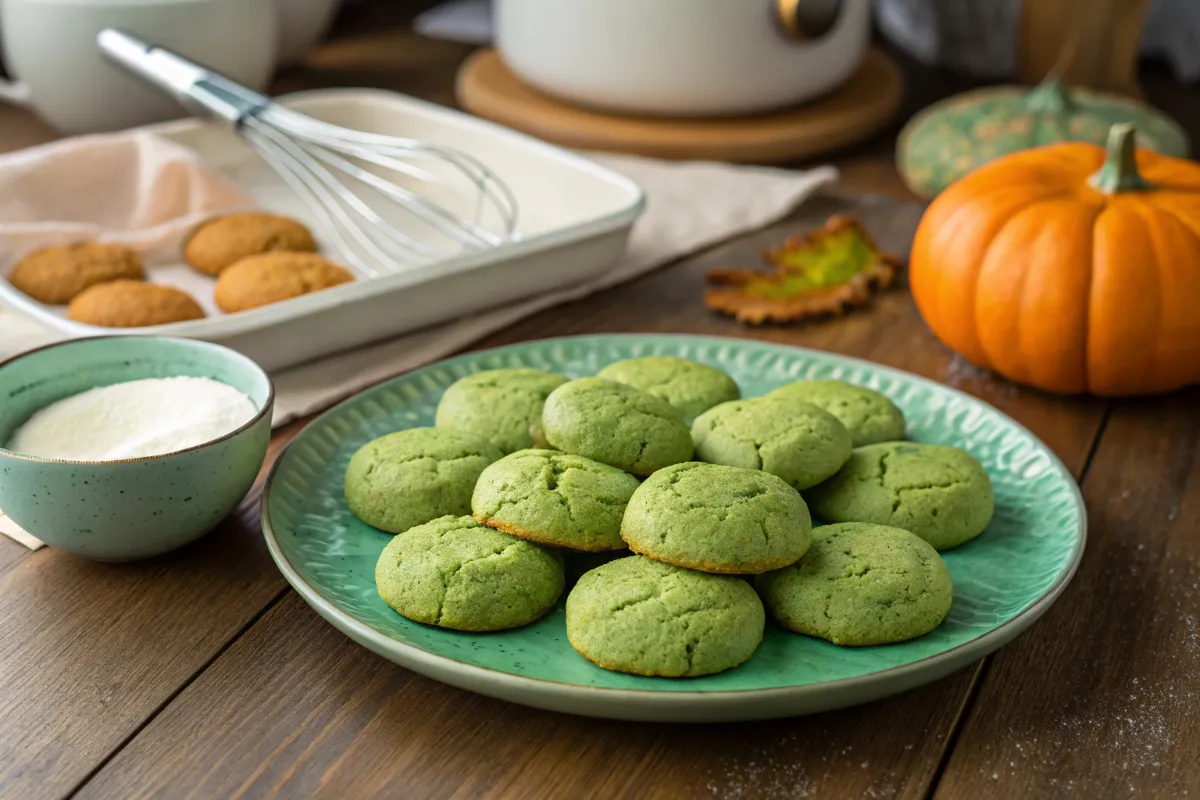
[3,6,1199,799]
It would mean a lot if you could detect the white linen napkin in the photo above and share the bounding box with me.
[0,141,836,550]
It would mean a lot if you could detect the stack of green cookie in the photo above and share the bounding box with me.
[344,357,995,680]
[344,422,563,632]
[568,461,805,677]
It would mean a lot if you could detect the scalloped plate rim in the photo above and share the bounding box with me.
[260,333,1087,722]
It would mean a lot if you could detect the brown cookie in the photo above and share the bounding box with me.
[8,243,144,305]
[184,213,317,276]
[214,252,354,313]
[68,280,206,327]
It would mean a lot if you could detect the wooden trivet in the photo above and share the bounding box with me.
[456,48,904,163]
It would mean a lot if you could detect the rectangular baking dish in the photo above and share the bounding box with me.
[0,88,645,370]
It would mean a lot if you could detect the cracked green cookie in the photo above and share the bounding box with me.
[375,515,564,631]
[768,379,905,447]
[597,356,740,421]
[345,427,502,534]
[565,555,765,677]
[691,397,852,490]
[756,522,953,645]
[621,462,812,574]
[472,449,640,552]
[435,368,567,454]
[541,378,693,476]
[805,442,994,550]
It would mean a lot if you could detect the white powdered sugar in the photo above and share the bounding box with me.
[8,376,257,461]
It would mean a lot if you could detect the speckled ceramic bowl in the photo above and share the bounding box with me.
[0,336,273,561]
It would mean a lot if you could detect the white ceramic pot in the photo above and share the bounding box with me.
[276,0,342,67]
[494,0,871,117]
[0,0,278,134]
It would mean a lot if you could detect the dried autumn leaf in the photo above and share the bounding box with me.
[705,215,900,325]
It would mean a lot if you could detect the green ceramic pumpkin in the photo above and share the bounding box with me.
[897,76,1189,198]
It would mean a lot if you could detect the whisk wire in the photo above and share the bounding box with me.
[245,120,443,276]
[302,141,501,249]
[245,118,436,256]
[245,129,391,278]
[97,31,522,277]
[259,105,520,238]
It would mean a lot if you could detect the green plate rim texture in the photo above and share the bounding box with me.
[261,334,1086,722]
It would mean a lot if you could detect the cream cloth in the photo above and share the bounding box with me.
[0,132,836,549]
[0,130,254,269]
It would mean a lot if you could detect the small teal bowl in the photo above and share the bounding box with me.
[0,336,274,561]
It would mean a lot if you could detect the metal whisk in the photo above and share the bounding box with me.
[98,29,519,277]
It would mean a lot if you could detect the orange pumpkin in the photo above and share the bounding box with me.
[910,123,1200,396]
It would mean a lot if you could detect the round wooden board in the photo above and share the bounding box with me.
[456,48,904,163]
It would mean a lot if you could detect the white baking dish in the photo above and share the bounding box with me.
[0,88,645,370]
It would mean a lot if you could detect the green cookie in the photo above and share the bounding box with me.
[805,442,994,550]
[566,555,765,677]
[435,368,567,454]
[597,356,740,421]
[542,378,693,476]
[344,427,501,534]
[621,462,812,573]
[472,448,640,552]
[769,379,905,446]
[691,397,852,490]
[757,522,953,645]
[375,515,564,631]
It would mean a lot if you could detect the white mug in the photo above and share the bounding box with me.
[495,0,871,117]
[0,0,279,135]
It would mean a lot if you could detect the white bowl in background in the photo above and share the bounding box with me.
[494,0,871,118]
[0,0,278,134]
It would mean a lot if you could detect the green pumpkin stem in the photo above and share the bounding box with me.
[1089,123,1152,194]
[1026,74,1072,114]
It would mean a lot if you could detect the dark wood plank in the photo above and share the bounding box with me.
[75,592,977,800]
[933,388,1200,799]
[0,427,307,800]
[275,25,473,110]
[0,111,55,155]
[0,537,30,579]
[73,195,1106,800]
[0,496,285,800]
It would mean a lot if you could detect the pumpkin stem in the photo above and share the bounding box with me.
[1026,75,1072,114]
[1089,123,1152,194]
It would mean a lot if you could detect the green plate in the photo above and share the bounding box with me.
[262,335,1085,722]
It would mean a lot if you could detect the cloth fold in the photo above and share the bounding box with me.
[0,130,254,269]
[0,131,837,551]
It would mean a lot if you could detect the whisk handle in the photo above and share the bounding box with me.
[98,29,270,125]
[184,76,272,126]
